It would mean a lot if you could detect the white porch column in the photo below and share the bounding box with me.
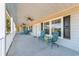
[0,3,5,56]
[13,22,16,32]
[61,17,64,39]
[49,21,52,36]
[11,17,16,33]
[11,17,13,33]
[28,26,29,30]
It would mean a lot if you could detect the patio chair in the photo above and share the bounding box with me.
[23,28,30,34]
[39,31,45,41]
[48,32,59,47]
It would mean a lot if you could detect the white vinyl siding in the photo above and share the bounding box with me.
[57,12,79,52]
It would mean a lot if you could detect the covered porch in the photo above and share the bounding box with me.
[7,33,79,56]
[4,3,79,56]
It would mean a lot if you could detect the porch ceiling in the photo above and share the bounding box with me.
[28,5,79,26]
[6,3,79,25]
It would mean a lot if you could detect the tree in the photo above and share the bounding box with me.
[6,16,11,33]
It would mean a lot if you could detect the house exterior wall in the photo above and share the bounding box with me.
[32,12,79,52]
[57,12,79,52]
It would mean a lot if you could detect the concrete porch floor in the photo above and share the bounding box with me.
[7,33,79,56]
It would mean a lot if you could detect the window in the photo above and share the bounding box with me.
[54,19,61,24]
[51,19,61,36]
[30,26,32,32]
[63,15,70,39]
[52,19,61,24]
[41,23,43,31]
[54,28,61,36]
[44,22,49,34]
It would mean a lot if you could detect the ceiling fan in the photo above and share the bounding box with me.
[26,16,34,21]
